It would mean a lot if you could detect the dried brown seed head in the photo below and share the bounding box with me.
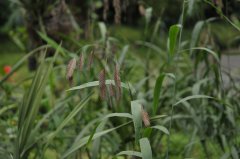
[66,58,76,82]
[141,107,150,127]
[139,5,146,16]
[99,69,106,100]
[114,65,121,100]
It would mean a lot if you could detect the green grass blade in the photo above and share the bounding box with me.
[131,101,142,142]
[86,122,101,148]
[190,21,205,54]
[181,47,220,63]
[117,151,142,158]
[168,24,182,60]
[153,73,175,115]
[151,125,169,135]
[103,113,132,120]
[119,45,129,68]
[140,138,152,159]
[98,22,107,41]
[67,80,136,93]
[15,45,60,159]
[152,74,165,115]
[173,95,213,107]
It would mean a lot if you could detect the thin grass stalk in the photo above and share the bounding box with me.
[166,0,186,158]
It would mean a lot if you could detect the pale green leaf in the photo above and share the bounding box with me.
[131,101,142,141]
[173,95,213,106]
[151,125,169,135]
[67,80,136,94]
[117,151,142,158]
[168,24,182,58]
[190,21,205,54]
[140,138,152,159]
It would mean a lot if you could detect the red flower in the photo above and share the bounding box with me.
[4,65,12,74]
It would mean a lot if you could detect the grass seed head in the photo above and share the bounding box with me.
[141,107,150,127]
[114,64,121,100]
[66,58,77,83]
[99,69,106,100]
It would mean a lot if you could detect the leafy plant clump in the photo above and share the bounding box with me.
[0,0,239,159]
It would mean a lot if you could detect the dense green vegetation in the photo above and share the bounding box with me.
[0,0,240,159]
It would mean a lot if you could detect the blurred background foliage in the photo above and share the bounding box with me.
[0,0,240,159]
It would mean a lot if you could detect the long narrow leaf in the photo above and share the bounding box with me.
[117,151,142,158]
[140,138,152,159]
[151,125,169,135]
[168,24,182,59]
[67,80,136,93]
[131,101,142,142]
[153,73,175,115]
[173,95,213,106]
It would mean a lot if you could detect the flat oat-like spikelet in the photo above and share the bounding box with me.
[66,58,77,83]
[141,107,150,127]
[99,69,106,100]
[114,65,121,100]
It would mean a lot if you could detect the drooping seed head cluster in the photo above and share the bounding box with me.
[66,51,122,102]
